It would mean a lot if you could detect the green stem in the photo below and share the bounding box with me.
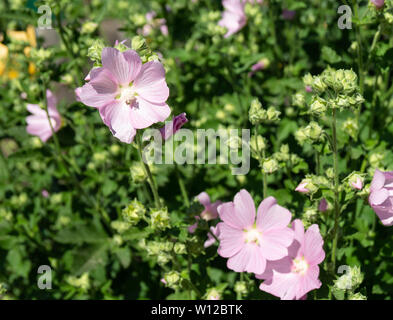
[262,150,268,199]
[174,163,190,207]
[330,108,340,273]
[136,132,162,209]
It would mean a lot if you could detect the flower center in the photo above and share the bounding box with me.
[118,84,137,106]
[201,210,214,221]
[291,256,309,275]
[244,226,262,244]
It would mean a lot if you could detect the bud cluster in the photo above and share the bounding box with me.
[249,99,281,125]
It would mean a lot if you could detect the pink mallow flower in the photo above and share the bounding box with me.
[26,89,61,143]
[351,177,363,190]
[218,0,247,38]
[76,47,170,144]
[371,0,385,9]
[257,219,325,300]
[217,190,294,274]
[188,192,222,233]
[160,113,188,140]
[368,169,393,226]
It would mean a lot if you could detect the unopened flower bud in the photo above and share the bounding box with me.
[150,207,170,230]
[164,271,181,290]
[262,158,279,174]
[122,199,146,225]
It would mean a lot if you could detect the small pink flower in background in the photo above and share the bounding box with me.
[282,9,296,20]
[305,85,312,93]
[217,190,294,274]
[204,226,220,248]
[351,177,363,190]
[160,278,167,285]
[219,0,247,38]
[26,89,61,143]
[371,0,385,9]
[20,92,27,100]
[41,189,50,198]
[76,47,170,144]
[188,192,222,233]
[160,113,188,140]
[257,219,325,300]
[368,169,393,226]
[318,198,328,212]
[295,182,309,193]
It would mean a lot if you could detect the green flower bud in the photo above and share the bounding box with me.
[122,199,146,225]
[348,292,367,300]
[87,39,105,65]
[303,73,314,87]
[312,76,327,94]
[111,220,130,233]
[305,121,324,141]
[157,253,171,265]
[205,288,221,300]
[67,273,90,291]
[262,158,279,174]
[326,168,334,179]
[249,98,264,125]
[81,21,98,34]
[150,207,170,230]
[250,135,266,153]
[295,128,308,145]
[342,118,358,140]
[334,266,364,291]
[130,163,146,183]
[310,96,327,116]
[234,281,248,296]
[292,92,306,108]
[174,243,187,255]
[164,271,182,290]
[370,152,384,168]
[266,106,281,122]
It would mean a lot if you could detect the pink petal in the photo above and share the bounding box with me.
[122,50,142,81]
[369,188,389,206]
[197,192,211,208]
[130,98,171,129]
[297,266,321,299]
[227,244,266,274]
[370,169,385,193]
[233,189,256,227]
[101,47,133,85]
[101,101,136,143]
[27,104,46,116]
[259,228,294,260]
[303,226,325,266]
[259,271,299,300]
[134,61,169,104]
[257,202,292,233]
[77,83,116,108]
[256,256,292,280]
[217,222,244,258]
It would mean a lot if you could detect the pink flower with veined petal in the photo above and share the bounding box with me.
[217,190,294,274]
[318,198,328,212]
[371,0,384,9]
[26,89,61,143]
[76,47,170,143]
[368,169,393,226]
[188,192,222,234]
[218,0,247,38]
[257,219,325,300]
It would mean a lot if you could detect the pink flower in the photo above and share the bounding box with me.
[318,198,328,212]
[295,182,309,193]
[160,113,188,140]
[198,192,222,221]
[217,190,294,274]
[257,219,325,300]
[218,0,247,38]
[371,0,384,9]
[351,177,363,190]
[204,226,220,248]
[26,89,61,143]
[305,85,312,93]
[41,189,50,198]
[160,278,167,285]
[248,61,266,77]
[76,47,170,143]
[368,169,393,226]
[188,192,222,233]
